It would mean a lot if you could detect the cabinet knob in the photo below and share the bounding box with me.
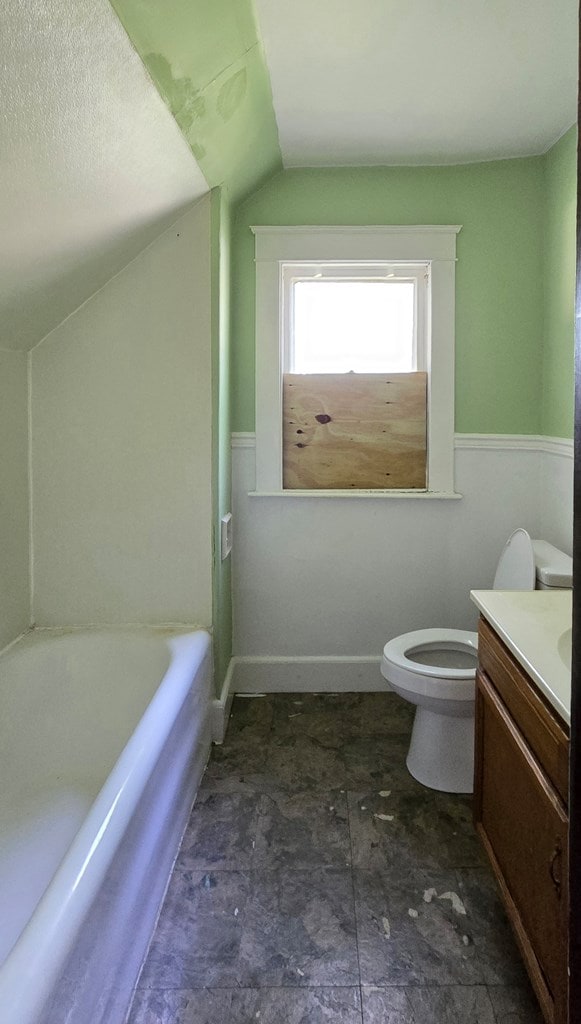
[549,842,562,897]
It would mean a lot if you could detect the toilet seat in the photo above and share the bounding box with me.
[382,628,478,702]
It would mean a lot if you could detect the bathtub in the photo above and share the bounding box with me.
[0,627,213,1024]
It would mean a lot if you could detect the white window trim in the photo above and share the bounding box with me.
[252,225,462,496]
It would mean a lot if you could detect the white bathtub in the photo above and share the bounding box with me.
[0,627,213,1024]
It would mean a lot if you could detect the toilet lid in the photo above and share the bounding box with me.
[493,528,535,591]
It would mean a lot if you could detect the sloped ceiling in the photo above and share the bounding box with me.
[255,0,578,166]
[1,0,209,352]
[3,0,575,354]
[110,0,282,203]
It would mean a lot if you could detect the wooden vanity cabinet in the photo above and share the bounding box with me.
[474,617,569,1024]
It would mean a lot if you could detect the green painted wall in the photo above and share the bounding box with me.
[232,159,547,434]
[541,127,577,439]
[106,0,578,686]
[211,188,233,690]
[111,0,281,203]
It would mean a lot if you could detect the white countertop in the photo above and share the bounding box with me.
[470,589,572,725]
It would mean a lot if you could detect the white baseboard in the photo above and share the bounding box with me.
[211,658,235,743]
[231,655,389,693]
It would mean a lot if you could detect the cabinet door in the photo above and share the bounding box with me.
[474,670,568,1023]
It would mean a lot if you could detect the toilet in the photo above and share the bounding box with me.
[381,529,573,794]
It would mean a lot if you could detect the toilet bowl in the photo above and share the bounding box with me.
[381,530,572,794]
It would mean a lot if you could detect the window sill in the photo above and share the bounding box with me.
[248,489,463,499]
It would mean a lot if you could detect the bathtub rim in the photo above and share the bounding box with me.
[0,627,212,1023]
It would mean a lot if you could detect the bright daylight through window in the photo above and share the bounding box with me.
[287,266,425,374]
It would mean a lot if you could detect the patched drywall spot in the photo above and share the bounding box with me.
[111,0,282,202]
[217,67,247,121]
[145,54,206,133]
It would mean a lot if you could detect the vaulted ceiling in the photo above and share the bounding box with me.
[118,0,577,174]
[1,0,577,351]
[256,0,578,166]
[1,0,209,351]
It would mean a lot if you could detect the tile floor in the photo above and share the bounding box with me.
[127,693,543,1023]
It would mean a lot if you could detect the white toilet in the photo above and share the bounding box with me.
[381,529,573,794]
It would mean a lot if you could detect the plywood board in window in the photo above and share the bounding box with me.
[283,372,427,490]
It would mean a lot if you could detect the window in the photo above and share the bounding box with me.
[252,225,461,496]
[285,263,428,375]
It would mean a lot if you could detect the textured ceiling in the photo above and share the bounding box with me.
[1,0,209,351]
[255,0,578,166]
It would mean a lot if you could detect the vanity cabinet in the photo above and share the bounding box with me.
[474,617,569,1024]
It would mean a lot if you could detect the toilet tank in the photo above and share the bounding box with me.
[532,540,573,590]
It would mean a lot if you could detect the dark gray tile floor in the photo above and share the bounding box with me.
[127,693,543,1024]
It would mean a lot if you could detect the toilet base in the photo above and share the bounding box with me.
[406,706,475,794]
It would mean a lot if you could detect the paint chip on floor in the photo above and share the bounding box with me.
[382,916,391,938]
[439,891,467,915]
[296,968,305,976]
[373,812,394,821]
[408,908,418,918]
[423,888,467,915]
[379,790,392,797]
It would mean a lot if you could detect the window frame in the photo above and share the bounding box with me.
[252,225,461,496]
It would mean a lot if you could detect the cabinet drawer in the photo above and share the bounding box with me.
[478,618,569,805]
[475,670,568,1020]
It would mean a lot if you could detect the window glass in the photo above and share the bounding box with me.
[291,279,415,374]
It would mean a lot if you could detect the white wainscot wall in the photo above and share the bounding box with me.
[231,435,573,691]
[537,440,575,556]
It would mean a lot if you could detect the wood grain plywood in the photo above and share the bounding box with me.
[283,372,427,489]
